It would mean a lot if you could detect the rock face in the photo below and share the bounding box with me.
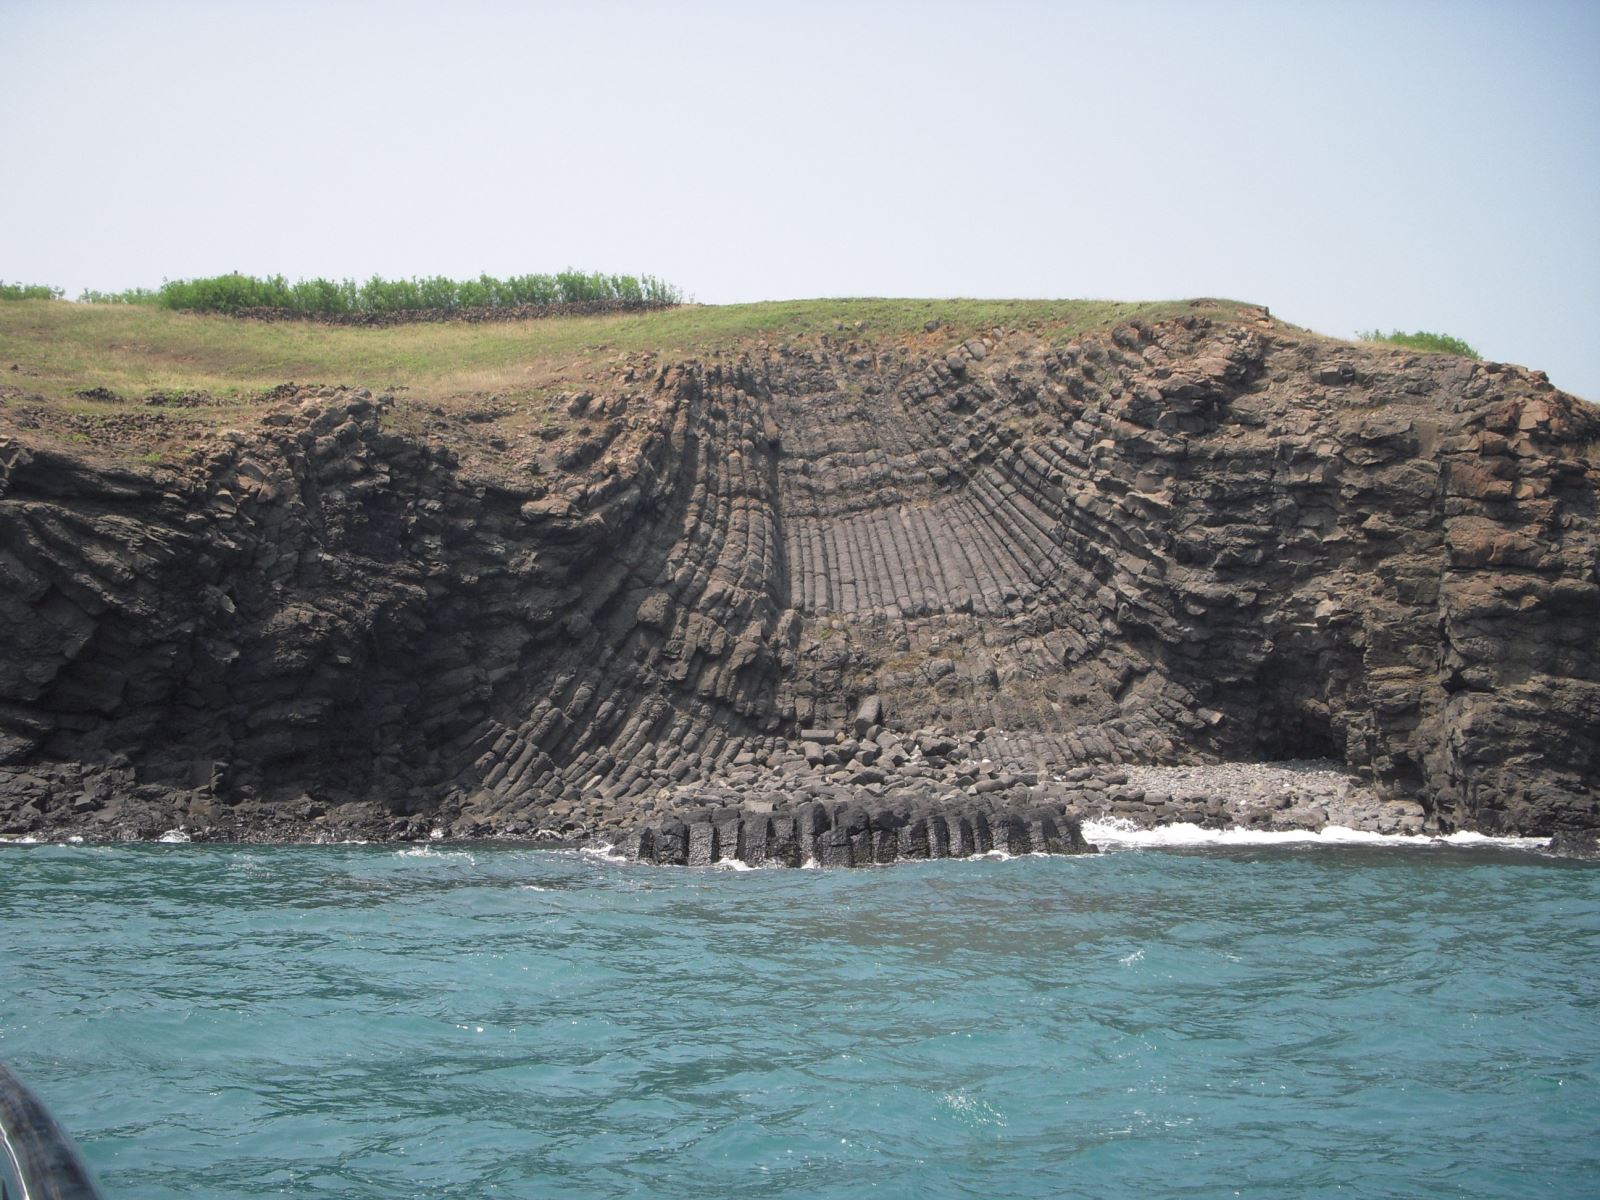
[1,315,1596,843]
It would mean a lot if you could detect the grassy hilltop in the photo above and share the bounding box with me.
[0,295,1255,401]
[0,297,1265,465]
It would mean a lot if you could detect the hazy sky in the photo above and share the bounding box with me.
[3,0,1596,397]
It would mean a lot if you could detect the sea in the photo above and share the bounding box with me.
[1,823,1596,1199]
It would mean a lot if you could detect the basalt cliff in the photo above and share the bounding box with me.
[1,309,1596,854]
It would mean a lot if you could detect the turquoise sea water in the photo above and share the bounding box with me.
[1,840,1597,1199]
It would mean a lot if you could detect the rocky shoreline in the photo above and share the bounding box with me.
[0,724,1428,852]
[7,721,1587,858]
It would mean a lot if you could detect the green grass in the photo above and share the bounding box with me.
[0,296,1258,412]
[76,271,683,315]
[0,294,1273,448]
[1358,328,1479,359]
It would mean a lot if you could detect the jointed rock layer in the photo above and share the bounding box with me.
[1,311,1596,845]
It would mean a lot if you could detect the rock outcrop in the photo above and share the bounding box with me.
[1,313,1596,845]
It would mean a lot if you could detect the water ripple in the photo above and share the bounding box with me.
[0,843,1595,1198]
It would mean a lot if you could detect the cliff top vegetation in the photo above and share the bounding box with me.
[76,271,683,314]
[1358,328,1480,359]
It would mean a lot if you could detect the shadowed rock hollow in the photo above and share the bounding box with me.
[1,310,1596,846]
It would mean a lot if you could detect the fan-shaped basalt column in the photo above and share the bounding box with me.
[754,325,1262,761]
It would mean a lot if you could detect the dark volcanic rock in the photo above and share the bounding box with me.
[1547,829,1600,860]
[614,800,1096,868]
[2,316,1598,844]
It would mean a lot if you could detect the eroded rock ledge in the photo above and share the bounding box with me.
[2,313,1596,844]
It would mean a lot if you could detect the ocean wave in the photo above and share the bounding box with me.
[1081,817,1550,851]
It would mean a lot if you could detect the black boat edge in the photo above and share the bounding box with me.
[0,1061,105,1200]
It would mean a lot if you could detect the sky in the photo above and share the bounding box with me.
[3,0,1597,398]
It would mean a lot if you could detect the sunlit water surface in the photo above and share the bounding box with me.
[2,836,1596,1199]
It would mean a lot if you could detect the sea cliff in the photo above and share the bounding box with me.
[2,301,1595,848]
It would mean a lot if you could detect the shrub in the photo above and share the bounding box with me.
[417,275,459,310]
[1359,328,1480,359]
[286,277,356,314]
[507,274,559,306]
[0,281,64,301]
[157,274,297,313]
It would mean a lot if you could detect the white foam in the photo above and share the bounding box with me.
[395,846,477,863]
[157,828,192,843]
[1081,817,1549,851]
[580,844,773,870]
[1434,830,1552,848]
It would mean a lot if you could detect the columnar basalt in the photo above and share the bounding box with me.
[617,799,1094,868]
[1,313,1595,844]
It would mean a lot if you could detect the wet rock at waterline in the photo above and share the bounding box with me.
[616,801,1094,867]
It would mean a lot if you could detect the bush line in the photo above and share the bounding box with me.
[71,271,683,316]
[78,287,158,305]
[0,281,65,301]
